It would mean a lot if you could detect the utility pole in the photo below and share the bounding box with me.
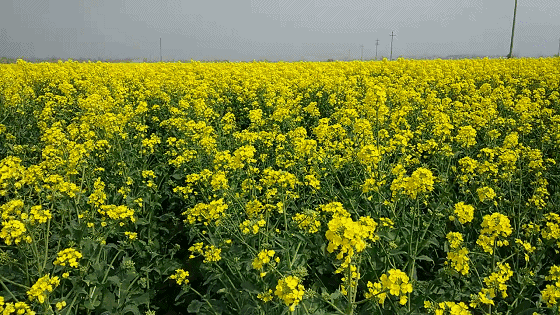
[557,38,560,57]
[390,31,396,61]
[360,44,364,61]
[508,0,518,58]
[160,38,162,62]
[375,39,379,60]
[348,49,351,61]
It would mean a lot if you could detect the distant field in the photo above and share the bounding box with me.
[1,58,559,314]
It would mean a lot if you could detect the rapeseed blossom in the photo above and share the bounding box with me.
[0,297,35,315]
[541,213,560,248]
[27,274,60,304]
[476,186,496,203]
[476,213,512,254]
[453,202,474,224]
[169,269,190,285]
[53,248,83,268]
[189,242,221,263]
[365,269,412,305]
[542,265,560,306]
[470,262,513,308]
[182,199,228,226]
[292,211,321,233]
[0,219,31,245]
[390,167,435,200]
[252,249,276,270]
[424,300,472,315]
[274,276,305,311]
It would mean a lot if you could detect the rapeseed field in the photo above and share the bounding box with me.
[1,58,559,314]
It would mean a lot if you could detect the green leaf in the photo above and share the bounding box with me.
[122,304,140,315]
[415,255,434,263]
[133,292,150,306]
[187,300,203,313]
[100,291,117,311]
[240,281,258,293]
[106,275,121,286]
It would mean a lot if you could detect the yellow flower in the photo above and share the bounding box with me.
[0,219,31,245]
[366,269,412,305]
[274,276,305,311]
[476,186,496,203]
[257,289,274,302]
[56,300,67,310]
[188,243,221,263]
[390,167,435,200]
[476,212,512,254]
[53,248,83,268]
[27,274,60,304]
[454,202,474,224]
[252,249,276,270]
[169,269,189,285]
[455,125,477,148]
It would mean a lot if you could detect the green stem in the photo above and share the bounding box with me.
[321,295,346,315]
[64,292,81,315]
[42,216,52,272]
[190,286,220,315]
[0,275,25,300]
[102,250,123,284]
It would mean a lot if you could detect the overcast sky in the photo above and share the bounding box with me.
[1,0,559,61]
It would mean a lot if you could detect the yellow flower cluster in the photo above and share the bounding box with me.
[325,211,378,267]
[365,269,413,305]
[0,297,35,315]
[87,178,107,208]
[292,211,321,234]
[541,213,560,248]
[470,262,513,308]
[98,204,135,225]
[188,242,221,263]
[257,289,274,302]
[476,213,512,254]
[239,217,266,234]
[514,238,536,262]
[424,300,471,315]
[541,265,560,307]
[27,274,60,304]
[274,276,305,312]
[390,167,435,200]
[445,232,469,275]
[55,300,67,311]
[28,205,52,224]
[252,249,277,272]
[53,248,83,268]
[169,269,190,285]
[1,199,24,220]
[0,219,31,245]
[453,202,474,224]
[182,199,228,226]
[455,125,477,148]
[476,186,496,203]
[125,231,137,240]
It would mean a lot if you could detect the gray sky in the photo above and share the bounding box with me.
[1,0,559,61]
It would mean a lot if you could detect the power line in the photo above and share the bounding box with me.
[390,31,396,61]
